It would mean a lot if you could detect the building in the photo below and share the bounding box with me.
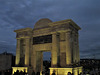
[0,52,15,75]
[12,18,82,75]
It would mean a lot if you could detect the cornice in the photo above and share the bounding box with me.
[14,28,32,33]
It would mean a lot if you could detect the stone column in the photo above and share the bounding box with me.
[15,39,20,65]
[36,52,43,72]
[51,33,59,67]
[31,48,36,72]
[72,31,77,63]
[25,38,30,66]
[40,52,43,74]
[66,31,72,65]
[31,37,37,72]
[76,34,80,63]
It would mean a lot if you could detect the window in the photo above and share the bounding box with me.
[33,35,52,44]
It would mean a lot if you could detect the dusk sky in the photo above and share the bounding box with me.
[0,0,100,60]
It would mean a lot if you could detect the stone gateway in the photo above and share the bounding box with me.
[12,18,82,75]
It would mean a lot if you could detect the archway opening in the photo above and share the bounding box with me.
[43,52,51,74]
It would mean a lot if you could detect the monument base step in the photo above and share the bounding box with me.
[49,66,82,75]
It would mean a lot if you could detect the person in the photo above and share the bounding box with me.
[42,71,44,75]
[52,70,56,75]
[52,72,55,75]
[32,70,35,75]
[67,72,71,75]
[14,70,20,75]
[0,71,1,75]
[80,72,82,75]
[36,72,40,75]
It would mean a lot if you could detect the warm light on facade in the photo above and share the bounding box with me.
[49,67,82,75]
[12,67,28,74]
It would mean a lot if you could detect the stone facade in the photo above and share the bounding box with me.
[0,52,15,71]
[13,18,82,75]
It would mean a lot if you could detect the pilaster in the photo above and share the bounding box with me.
[51,33,59,67]
[72,31,77,63]
[25,38,30,66]
[65,31,72,65]
[15,39,21,65]
[31,47,36,72]
[76,33,80,63]
[36,52,43,72]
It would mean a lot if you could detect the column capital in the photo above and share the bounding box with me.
[25,37,31,39]
[52,32,60,37]
[16,36,31,40]
[51,31,56,34]
[66,30,72,34]
[72,31,78,38]
[72,31,76,34]
[16,38,21,40]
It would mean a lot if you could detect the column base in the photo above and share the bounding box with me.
[12,67,28,75]
[49,66,82,75]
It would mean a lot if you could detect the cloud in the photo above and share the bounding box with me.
[0,0,100,59]
[0,41,16,55]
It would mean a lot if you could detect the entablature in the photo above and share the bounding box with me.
[49,19,81,31]
[14,19,81,39]
[14,28,32,39]
[33,28,51,37]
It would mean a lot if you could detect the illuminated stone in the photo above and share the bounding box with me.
[13,18,82,75]
[49,67,82,75]
[12,67,28,74]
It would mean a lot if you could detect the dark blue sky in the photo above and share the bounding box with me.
[0,0,100,59]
